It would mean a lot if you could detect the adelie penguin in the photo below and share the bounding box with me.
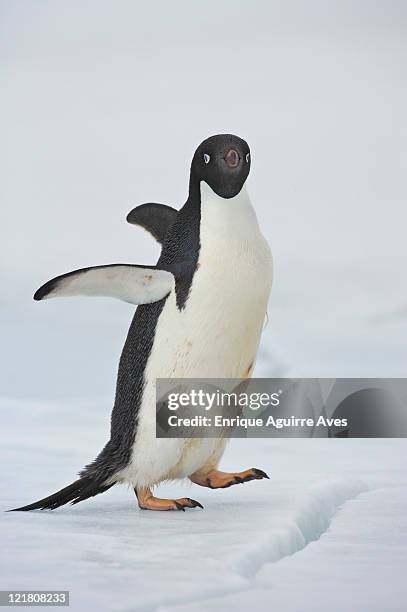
[11,134,273,512]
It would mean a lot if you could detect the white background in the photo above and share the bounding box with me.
[1,2,406,611]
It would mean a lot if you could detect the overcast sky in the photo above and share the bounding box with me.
[1,1,406,399]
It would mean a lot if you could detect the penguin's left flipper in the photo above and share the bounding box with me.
[34,264,174,305]
[126,203,178,245]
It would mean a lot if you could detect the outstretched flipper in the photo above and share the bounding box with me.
[34,264,174,305]
[126,203,177,245]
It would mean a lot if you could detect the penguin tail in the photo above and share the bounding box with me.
[8,476,115,511]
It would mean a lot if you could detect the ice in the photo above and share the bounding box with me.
[163,486,407,612]
[1,400,407,611]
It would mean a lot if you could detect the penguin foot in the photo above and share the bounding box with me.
[189,468,269,489]
[135,487,203,511]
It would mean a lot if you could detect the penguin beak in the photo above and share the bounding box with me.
[224,148,240,169]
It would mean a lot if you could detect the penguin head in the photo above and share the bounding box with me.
[190,134,251,199]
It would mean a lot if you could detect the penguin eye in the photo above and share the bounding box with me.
[246,153,250,163]
[203,153,210,164]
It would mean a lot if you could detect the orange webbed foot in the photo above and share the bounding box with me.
[189,468,269,489]
[135,487,203,511]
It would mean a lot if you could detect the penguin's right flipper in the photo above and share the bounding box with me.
[34,264,174,304]
[126,203,178,245]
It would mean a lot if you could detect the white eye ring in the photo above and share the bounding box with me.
[246,153,250,163]
[203,153,210,164]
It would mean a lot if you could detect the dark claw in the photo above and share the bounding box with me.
[252,468,270,479]
[186,498,204,509]
[174,502,185,511]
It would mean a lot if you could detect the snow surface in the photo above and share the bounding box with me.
[1,2,407,611]
[1,399,407,611]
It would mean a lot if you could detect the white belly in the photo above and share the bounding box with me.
[118,182,273,487]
